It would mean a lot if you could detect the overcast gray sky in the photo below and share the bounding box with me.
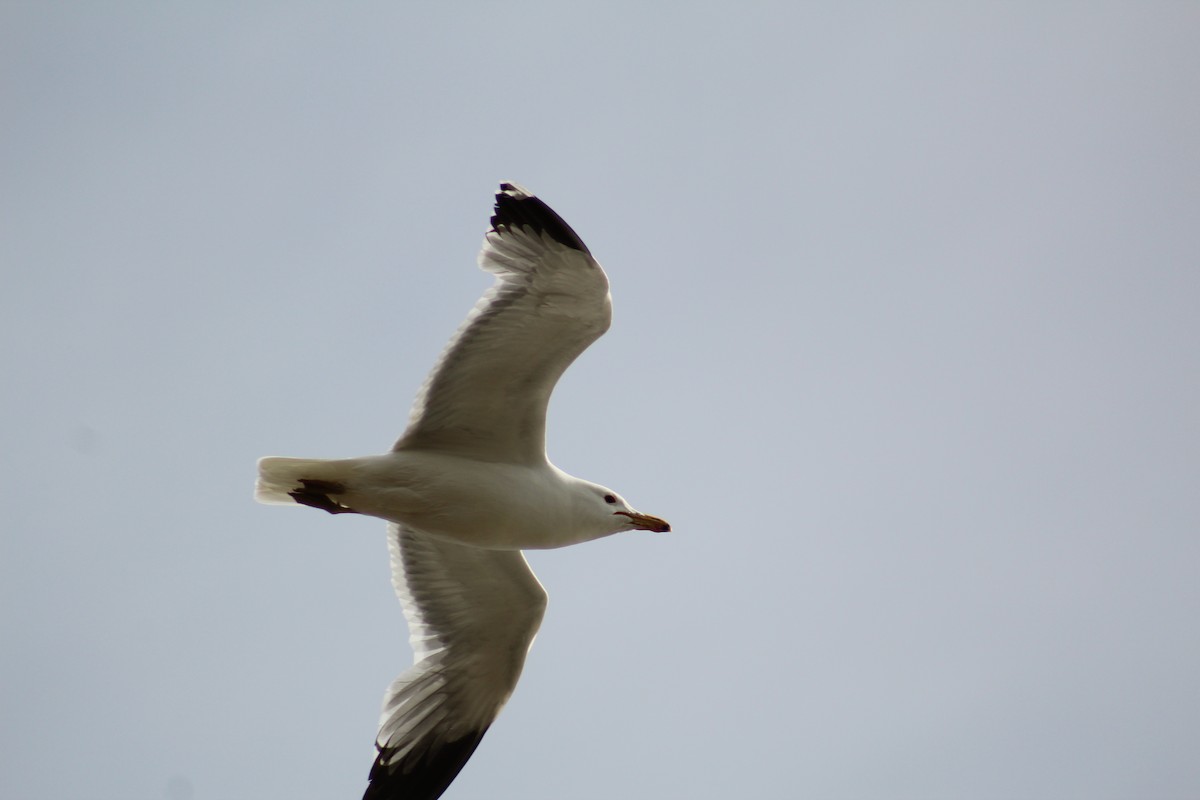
[3,3,1199,799]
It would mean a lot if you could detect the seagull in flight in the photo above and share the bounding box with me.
[255,183,670,800]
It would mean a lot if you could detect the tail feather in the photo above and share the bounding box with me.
[255,457,348,505]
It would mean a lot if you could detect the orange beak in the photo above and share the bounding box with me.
[615,511,671,533]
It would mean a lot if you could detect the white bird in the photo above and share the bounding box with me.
[255,183,670,800]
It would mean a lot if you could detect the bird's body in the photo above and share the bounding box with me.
[257,451,635,550]
[255,183,668,800]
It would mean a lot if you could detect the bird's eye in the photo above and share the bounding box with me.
[604,494,617,504]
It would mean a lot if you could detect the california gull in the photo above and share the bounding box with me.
[255,182,670,800]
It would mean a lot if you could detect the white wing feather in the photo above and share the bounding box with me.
[364,523,547,799]
[395,184,611,465]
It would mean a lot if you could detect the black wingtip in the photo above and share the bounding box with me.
[363,728,490,800]
[490,182,591,254]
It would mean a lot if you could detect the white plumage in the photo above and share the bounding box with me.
[255,183,669,800]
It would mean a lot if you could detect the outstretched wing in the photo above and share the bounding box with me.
[363,523,548,800]
[394,183,612,465]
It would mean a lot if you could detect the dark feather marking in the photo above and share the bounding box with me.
[297,478,346,494]
[491,183,590,254]
[363,727,490,800]
[289,478,357,514]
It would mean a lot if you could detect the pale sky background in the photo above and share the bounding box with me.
[3,3,1198,799]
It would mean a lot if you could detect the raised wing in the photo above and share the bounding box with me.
[363,523,548,800]
[394,183,612,465]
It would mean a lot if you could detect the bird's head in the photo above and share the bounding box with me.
[584,482,671,535]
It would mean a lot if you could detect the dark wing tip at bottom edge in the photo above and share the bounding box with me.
[363,727,490,800]
[490,182,591,254]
